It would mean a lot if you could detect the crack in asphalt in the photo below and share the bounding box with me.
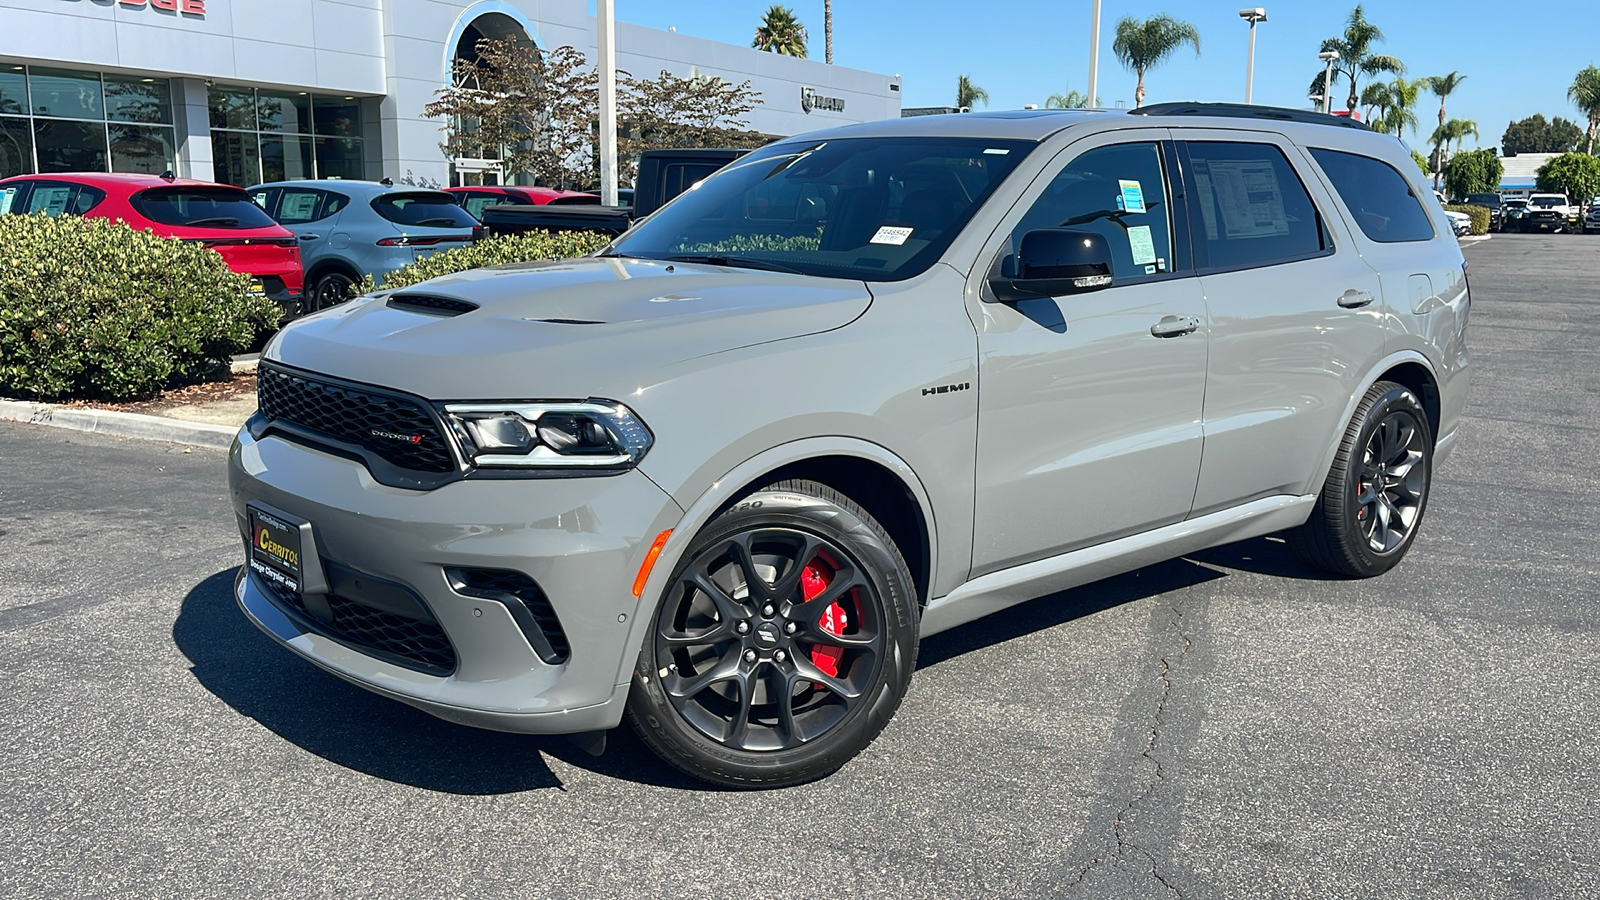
[1060,595,1192,897]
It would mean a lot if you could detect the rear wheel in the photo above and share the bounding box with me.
[1288,381,1433,577]
[627,479,918,788]
[311,271,357,311]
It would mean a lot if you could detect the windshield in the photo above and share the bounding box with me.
[373,192,480,229]
[131,187,279,228]
[607,137,1035,281]
[1465,194,1500,206]
[1530,197,1565,208]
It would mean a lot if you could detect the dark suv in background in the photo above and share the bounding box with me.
[1463,193,1503,232]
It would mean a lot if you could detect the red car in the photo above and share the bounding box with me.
[444,185,599,219]
[0,173,305,315]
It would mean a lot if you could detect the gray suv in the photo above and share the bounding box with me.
[230,105,1471,788]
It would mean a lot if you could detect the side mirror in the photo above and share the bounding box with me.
[987,228,1114,303]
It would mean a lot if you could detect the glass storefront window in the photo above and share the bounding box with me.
[0,117,32,178]
[30,68,104,121]
[313,97,362,137]
[261,134,315,182]
[35,119,107,172]
[258,92,312,134]
[212,131,260,188]
[315,137,365,180]
[208,86,256,130]
[109,124,176,175]
[0,66,26,117]
[104,76,172,125]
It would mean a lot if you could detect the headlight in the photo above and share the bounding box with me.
[441,401,653,469]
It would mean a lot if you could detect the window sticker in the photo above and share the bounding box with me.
[1119,179,1147,214]
[0,187,14,216]
[871,225,914,246]
[281,192,319,221]
[983,148,1011,155]
[1205,159,1290,239]
[1144,264,1157,275]
[1128,224,1157,266]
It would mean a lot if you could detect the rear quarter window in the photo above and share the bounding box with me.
[1308,148,1435,243]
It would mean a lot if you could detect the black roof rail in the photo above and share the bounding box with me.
[1129,102,1371,130]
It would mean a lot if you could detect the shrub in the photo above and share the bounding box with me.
[362,230,613,293]
[1444,204,1491,235]
[0,215,281,401]
[1443,149,1505,199]
[1535,153,1600,209]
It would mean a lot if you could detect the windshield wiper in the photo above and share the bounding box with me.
[659,254,804,275]
[187,216,239,227]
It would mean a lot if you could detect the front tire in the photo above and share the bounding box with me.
[1288,381,1433,578]
[311,271,357,311]
[627,479,919,788]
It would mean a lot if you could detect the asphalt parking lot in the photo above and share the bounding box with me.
[3,233,1598,899]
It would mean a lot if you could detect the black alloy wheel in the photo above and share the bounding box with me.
[628,480,918,788]
[312,271,357,311]
[1289,381,1433,578]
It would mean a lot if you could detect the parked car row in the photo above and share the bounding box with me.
[0,171,615,321]
[1447,190,1600,234]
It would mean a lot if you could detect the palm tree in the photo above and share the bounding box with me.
[1569,65,1600,154]
[823,0,833,65]
[1045,88,1091,109]
[752,5,808,57]
[1112,14,1201,108]
[1428,71,1466,131]
[1431,117,1480,185]
[1318,5,1405,114]
[956,75,989,111]
[1359,80,1391,124]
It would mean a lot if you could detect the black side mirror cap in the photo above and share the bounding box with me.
[986,228,1114,303]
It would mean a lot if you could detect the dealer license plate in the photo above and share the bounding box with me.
[248,506,303,595]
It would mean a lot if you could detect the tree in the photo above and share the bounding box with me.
[1430,117,1479,188]
[1501,113,1584,155]
[1536,153,1600,204]
[1428,70,1466,131]
[823,0,833,64]
[752,5,807,57]
[956,75,989,110]
[1317,5,1405,114]
[1442,148,1503,198]
[1569,65,1600,154]
[423,40,599,189]
[1410,148,1429,176]
[1045,88,1092,109]
[1112,14,1200,108]
[1361,77,1423,141]
[617,68,768,183]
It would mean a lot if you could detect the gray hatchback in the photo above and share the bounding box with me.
[230,105,1470,788]
[249,179,481,310]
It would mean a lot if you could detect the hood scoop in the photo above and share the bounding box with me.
[387,294,479,317]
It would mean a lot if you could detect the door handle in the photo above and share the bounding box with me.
[1150,315,1201,338]
[1337,289,1375,308]
[299,233,320,241]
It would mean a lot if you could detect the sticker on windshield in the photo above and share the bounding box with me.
[983,148,1011,155]
[1119,180,1147,214]
[871,226,914,246]
[1128,224,1157,266]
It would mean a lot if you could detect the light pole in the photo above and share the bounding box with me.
[598,0,618,206]
[1086,0,1101,108]
[1318,49,1340,114]
[1239,8,1267,105]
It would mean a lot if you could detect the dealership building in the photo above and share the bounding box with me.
[0,0,901,187]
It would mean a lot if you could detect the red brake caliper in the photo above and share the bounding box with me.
[801,562,846,682]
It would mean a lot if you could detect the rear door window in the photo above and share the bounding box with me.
[371,192,478,228]
[131,187,280,228]
[1307,147,1435,243]
[1182,141,1330,270]
[276,187,327,224]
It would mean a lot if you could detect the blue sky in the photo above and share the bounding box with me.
[611,1,1600,152]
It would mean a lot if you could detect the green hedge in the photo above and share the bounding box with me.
[1444,204,1491,236]
[0,215,282,401]
[362,230,613,293]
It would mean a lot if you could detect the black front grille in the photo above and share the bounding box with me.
[387,294,479,316]
[448,568,571,664]
[257,364,455,473]
[259,577,457,675]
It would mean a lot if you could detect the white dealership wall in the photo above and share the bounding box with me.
[0,0,901,184]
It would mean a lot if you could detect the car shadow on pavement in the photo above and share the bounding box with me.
[1186,534,1346,581]
[916,556,1227,669]
[173,569,702,794]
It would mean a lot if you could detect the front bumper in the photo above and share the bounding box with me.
[228,427,683,734]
